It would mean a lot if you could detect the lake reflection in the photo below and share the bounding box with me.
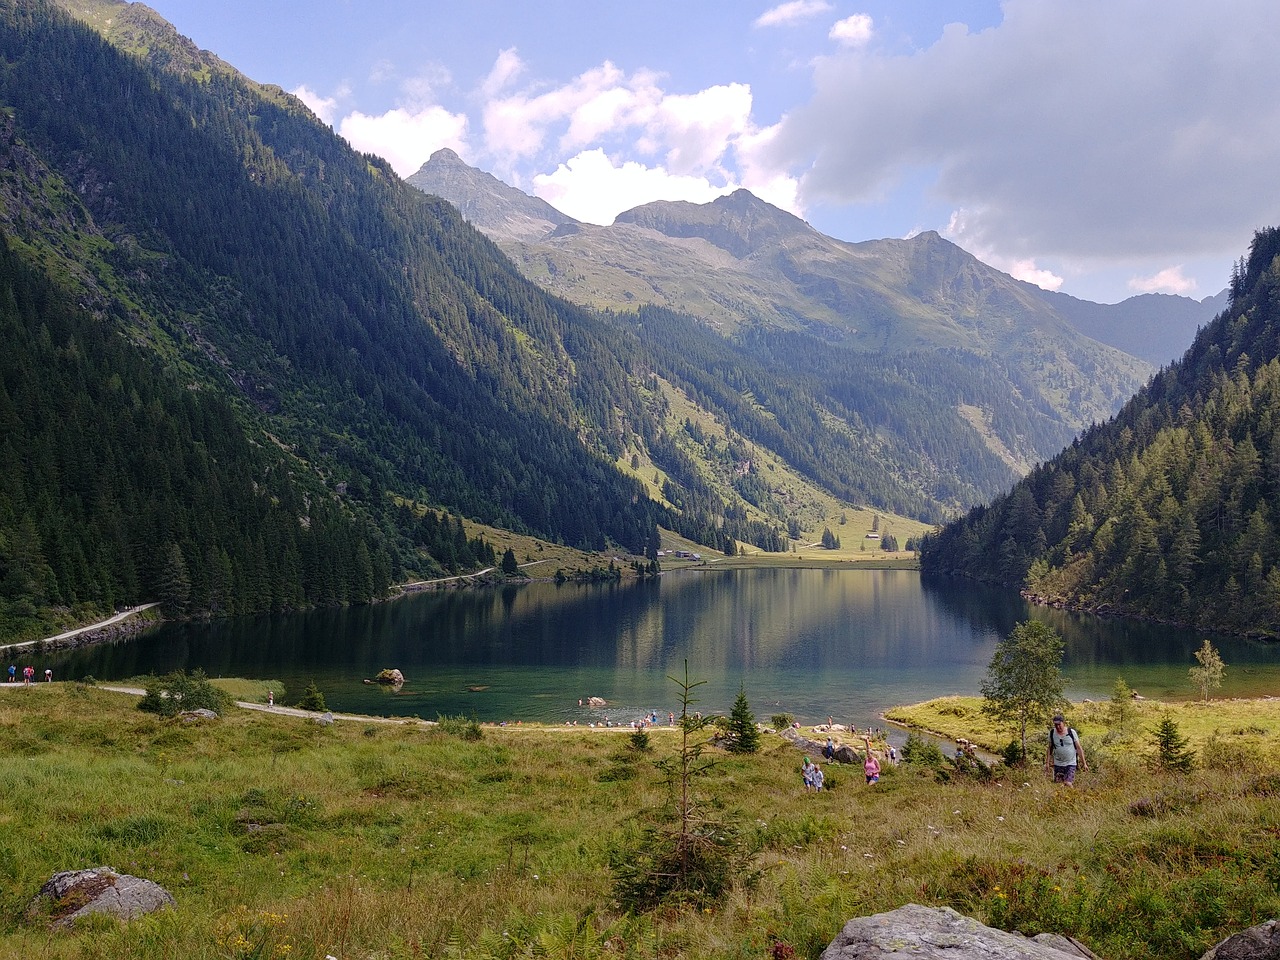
[52,569,1280,728]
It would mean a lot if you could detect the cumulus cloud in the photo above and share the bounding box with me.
[481,47,524,99]
[828,14,873,47]
[338,106,469,177]
[770,0,1280,280]
[754,0,833,28]
[1129,266,1197,296]
[478,54,800,216]
[532,149,732,224]
[944,209,1063,290]
[293,84,339,125]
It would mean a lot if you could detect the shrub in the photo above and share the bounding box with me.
[294,680,327,712]
[137,669,232,717]
[901,732,945,768]
[436,714,482,740]
[770,713,794,731]
[1001,738,1026,767]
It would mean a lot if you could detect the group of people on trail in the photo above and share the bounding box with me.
[801,714,1087,792]
[804,735,885,791]
[7,664,50,685]
[801,756,826,791]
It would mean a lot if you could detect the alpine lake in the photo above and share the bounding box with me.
[50,568,1280,734]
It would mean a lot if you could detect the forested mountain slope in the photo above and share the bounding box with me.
[0,0,679,636]
[920,228,1280,637]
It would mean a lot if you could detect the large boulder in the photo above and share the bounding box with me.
[1201,920,1280,959]
[780,727,863,765]
[28,867,175,928]
[820,904,1100,959]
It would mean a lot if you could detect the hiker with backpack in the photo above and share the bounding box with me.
[1045,713,1087,786]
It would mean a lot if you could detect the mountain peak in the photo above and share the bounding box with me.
[428,147,465,164]
[614,189,813,258]
[407,151,577,243]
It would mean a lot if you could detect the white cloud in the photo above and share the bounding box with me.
[481,47,524,99]
[828,14,873,47]
[532,149,732,224]
[770,0,1280,278]
[943,208,1063,290]
[293,84,338,125]
[1129,266,1197,296]
[338,106,469,177]
[754,0,833,28]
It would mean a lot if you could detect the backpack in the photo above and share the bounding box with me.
[1049,726,1079,759]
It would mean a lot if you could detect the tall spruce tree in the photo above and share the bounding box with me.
[724,685,761,754]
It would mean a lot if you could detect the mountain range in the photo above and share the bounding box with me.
[0,0,1245,637]
[409,148,1224,371]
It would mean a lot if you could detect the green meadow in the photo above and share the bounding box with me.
[1,682,1278,959]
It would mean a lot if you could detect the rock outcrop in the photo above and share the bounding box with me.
[820,904,1100,959]
[1201,919,1280,959]
[28,867,174,928]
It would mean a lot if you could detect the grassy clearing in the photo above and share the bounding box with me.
[0,685,1278,959]
[885,695,1280,762]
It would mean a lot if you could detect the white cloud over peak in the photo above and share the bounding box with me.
[772,0,1280,278]
[481,47,524,99]
[532,150,732,224]
[1129,266,1197,296]
[293,84,338,125]
[338,106,468,177]
[828,14,873,47]
[754,0,833,28]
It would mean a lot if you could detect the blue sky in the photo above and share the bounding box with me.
[142,0,1280,304]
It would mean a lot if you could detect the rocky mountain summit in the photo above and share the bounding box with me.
[407,148,576,243]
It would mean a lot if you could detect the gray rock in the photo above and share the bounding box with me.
[781,728,863,765]
[179,708,219,722]
[29,866,175,928]
[820,904,1100,959]
[315,711,334,725]
[1200,920,1280,959]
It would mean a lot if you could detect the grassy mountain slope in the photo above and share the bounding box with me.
[410,153,1157,507]
[921,228,1280,636]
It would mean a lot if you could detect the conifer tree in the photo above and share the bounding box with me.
[1150,715,1195,773]
[724,686,761,754]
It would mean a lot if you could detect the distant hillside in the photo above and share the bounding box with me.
[409,156,1162,496]
[921,228,1280,637]
[1032,287,1226,366]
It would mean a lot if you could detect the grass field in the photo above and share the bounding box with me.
[1,682,1278,959]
